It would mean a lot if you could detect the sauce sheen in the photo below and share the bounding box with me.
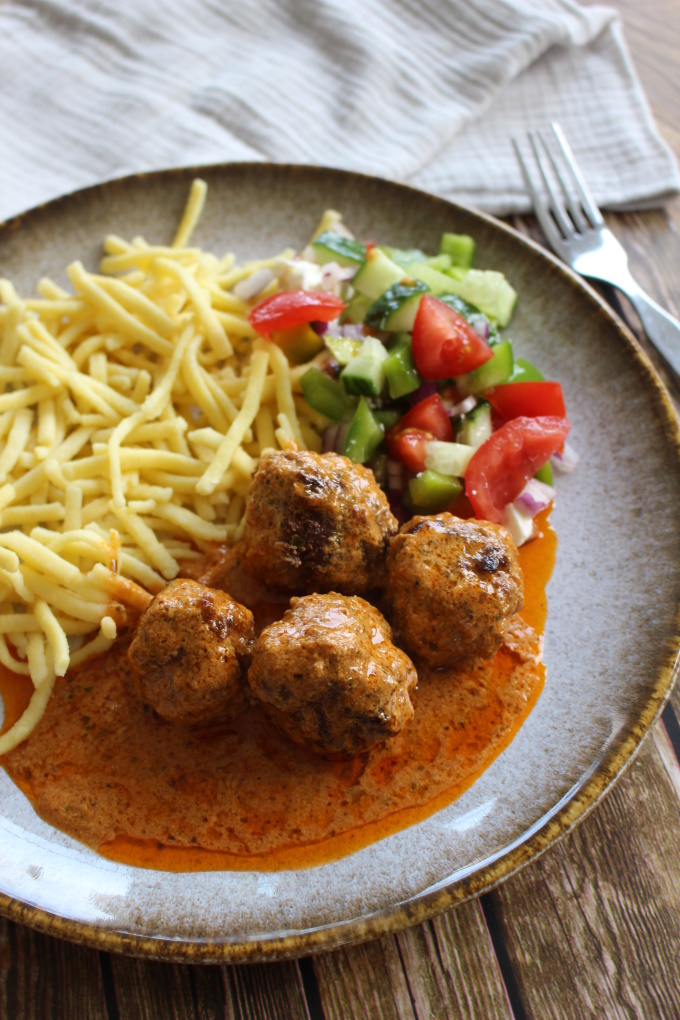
[0,511,555,871]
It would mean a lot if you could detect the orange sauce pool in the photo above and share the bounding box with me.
[0,512,556,872]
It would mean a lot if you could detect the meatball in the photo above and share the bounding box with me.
[242,450,398,593]
[127,578,255,725]
[384,514,524,668]
[248,593,417,757]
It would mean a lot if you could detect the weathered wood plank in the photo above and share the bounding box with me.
[312,898,512,1020]
[486,736,680,1020]
[222,961,311,1020]
[108,954,197,1019]
[395,903,513,1020]
[312,934,416,1020]
[653,716,680,802]
[0,917,107,1020]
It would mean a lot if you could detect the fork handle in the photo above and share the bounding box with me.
[623,286,680,382]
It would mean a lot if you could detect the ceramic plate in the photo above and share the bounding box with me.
[0,165,679,962]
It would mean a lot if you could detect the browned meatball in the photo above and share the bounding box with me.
[241,450,398,593]
[248,593,417,757]
[384,514,524,668]
[127,578,255,724]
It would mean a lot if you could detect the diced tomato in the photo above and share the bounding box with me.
[465,416,571,523]
[411,294,494,380]
[386,428,430,473]
[248,290,345,335]
[397,394,453,442]
[485,381,567,421]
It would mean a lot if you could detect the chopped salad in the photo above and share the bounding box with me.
[245,215,575,546]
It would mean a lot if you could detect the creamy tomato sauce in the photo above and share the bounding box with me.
[0,511,555,871]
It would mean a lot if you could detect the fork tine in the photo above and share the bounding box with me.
[511,136,565,249]
[527,130,574,238]
[550,122,605,228]
[535,129,589,233]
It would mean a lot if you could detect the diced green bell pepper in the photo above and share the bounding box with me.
[408,469,463,512]
[383,333,421,399]
[300,367,355,422]
[510,357,545,383]
[534,460,554,485]
[343,397,385,464]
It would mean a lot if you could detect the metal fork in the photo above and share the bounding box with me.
[513,122,680,381]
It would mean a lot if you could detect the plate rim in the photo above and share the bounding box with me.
[0,161,679,963]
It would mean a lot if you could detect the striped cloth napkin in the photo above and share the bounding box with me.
[0,0,677,223]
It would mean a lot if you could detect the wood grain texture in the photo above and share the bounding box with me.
[487,737,680,1020]
[105,956,312,1020]
[312,900,512,1020]
[0,916,107,1019]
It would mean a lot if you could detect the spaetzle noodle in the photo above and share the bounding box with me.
[0,181,331,752]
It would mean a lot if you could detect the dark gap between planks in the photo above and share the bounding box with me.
[480,894,527,1020]
[98,953,121,1020]
[299,957,326,1020]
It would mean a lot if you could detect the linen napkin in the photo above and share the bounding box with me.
[0,0,677,223]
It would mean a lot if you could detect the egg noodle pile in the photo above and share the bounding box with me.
[0,180,332,753]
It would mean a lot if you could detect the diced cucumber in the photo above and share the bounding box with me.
[365,281,427,331]
[425,254,452,271]
[458,340,514,395]
[383,334,421,399]
[424,440,475,477]
[352,248,404,300]
[409,262,516,326]
[343,398,385,464]
[409,470,462,512]
[453,269,517,327]
[340,337,388,397]
[439,233,475,269]
[312,230,367,267]
[408,261,457,295]
[510,357,544,383]
[324,334,363,365]
[341,293,372,324]
[380,246,428,270]
[300,367,356,422]
[456,402,492,448]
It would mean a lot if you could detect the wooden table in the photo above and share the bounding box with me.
[2,2,680,1016]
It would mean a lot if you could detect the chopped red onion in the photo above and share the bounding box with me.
[321,262,357,286]
[323,319,366,340]
[550,440,579,474]
[232,267,275,301]
[513,478,555,517]
[468,313,490,339]
[323,421,352,454]
[322,423,340,453]
[442,394,477,417]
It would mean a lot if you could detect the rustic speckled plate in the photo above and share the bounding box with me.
[0,165,679,963]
